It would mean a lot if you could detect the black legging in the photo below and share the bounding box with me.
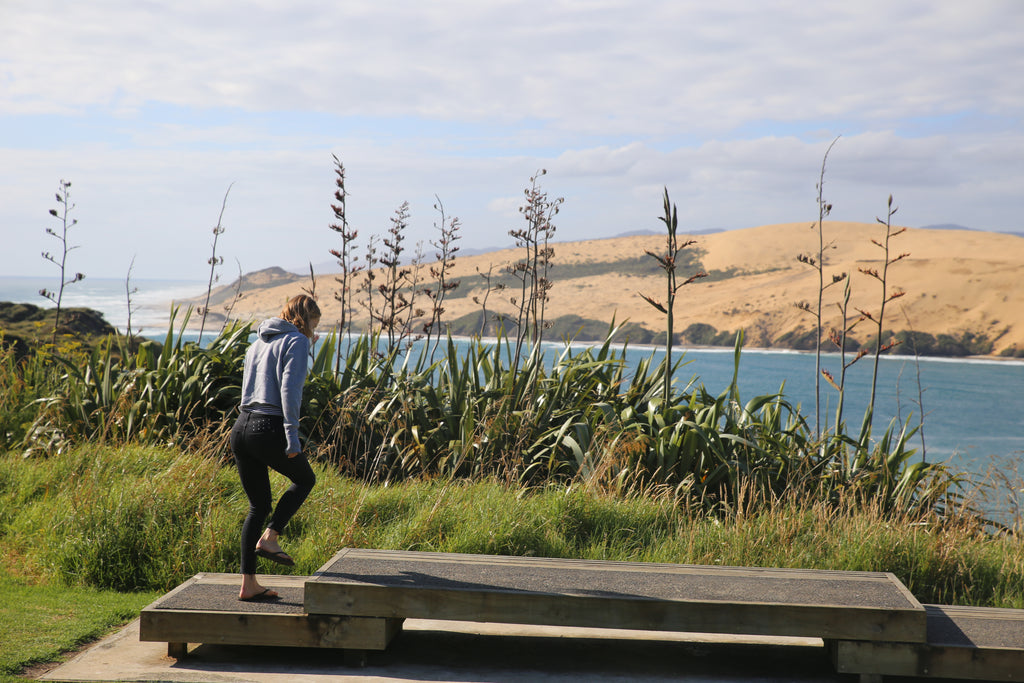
[230,411,316,575]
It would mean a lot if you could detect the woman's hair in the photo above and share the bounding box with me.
[279,294,321,338]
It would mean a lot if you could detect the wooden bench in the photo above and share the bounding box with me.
[140,548,1024,680]
[305,548,927,643]
[139,573,402,665]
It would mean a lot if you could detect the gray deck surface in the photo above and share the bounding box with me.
[311,548,919,610]
[927,604,1024,649]
[153,580,306,614]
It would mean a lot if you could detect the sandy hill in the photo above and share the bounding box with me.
[187,222,1024,357]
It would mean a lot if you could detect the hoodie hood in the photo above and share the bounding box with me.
[257,317,300,342]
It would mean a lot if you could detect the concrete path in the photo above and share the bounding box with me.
[43,618,853,682]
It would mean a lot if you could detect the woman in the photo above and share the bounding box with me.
[231,294,320,601]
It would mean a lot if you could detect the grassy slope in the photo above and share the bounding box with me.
[2,445,1021,607]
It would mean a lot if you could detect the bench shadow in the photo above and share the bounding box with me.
[169,627,844,682]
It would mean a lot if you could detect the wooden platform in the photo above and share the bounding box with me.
[305,548,926,642]
[139,549,1024,680]
[139,573,403,660]
[834,604,1024,681]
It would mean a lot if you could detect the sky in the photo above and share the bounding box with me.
[1,0,1022,283]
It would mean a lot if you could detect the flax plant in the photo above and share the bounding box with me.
[360,234,380,339]
[222,257,246,326]
[639,188,707,405]
[7,308,964,520]
[508,170,563,369]
[795,137,843,436]
[198,183,233,346]
[821,274,867,434]
[22,308,249,454]
[371,202,417,353]
[39,179,85,345]
[328,154,363,369]
[471,263,504,337]
[421,196,462,361]
[5,171,965,530]
[897,306,929,462]
[124,255,139,341]
[859,194,909,420]
[402,241,428,347]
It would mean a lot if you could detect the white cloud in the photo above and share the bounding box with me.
[1,0,1022,281]
[5,1,1023,127]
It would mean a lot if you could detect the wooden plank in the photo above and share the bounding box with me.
[833,604,1024,681]
[835,640,1024,681]
[139,572,402,652]
[141,609,400,651]
[306,548,926,643]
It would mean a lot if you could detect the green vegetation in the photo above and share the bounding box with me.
[1,445,1020,609]
[0,303,132,361]
[1000,345,1024,358]
[4,311,957,516]
[0,569,156,681]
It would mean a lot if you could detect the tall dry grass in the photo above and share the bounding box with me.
[0,443,1018,607]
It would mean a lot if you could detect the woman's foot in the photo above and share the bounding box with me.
[256,529,295,566]
[239,586,279,602]
[239,574,279,601]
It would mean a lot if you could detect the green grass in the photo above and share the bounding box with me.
[0,569,157,681]
[2,444,1021,607]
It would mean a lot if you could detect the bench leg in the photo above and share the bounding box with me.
[167,642,188,659]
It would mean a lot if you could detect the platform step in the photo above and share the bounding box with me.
[139,573,402,656]
[304,548,926,642]
[834,604,1024,681]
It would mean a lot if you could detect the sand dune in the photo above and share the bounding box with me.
[185,222,1024,356]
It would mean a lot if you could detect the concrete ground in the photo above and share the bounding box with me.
[41,618,856,682]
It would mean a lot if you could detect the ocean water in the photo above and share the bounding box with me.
[0,276,204,335]
[3,277,1022,506]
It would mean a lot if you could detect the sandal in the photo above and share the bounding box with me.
[239,587,279,602]
[256,546,295,567]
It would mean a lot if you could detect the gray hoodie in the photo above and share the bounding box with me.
[240,317,310,453]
